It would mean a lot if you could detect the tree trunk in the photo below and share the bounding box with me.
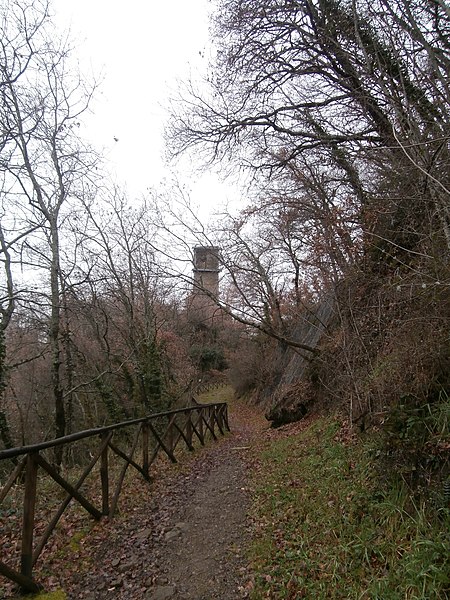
[0,332,15,450]
[49,218,65,467]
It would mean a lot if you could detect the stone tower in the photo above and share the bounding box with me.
[193,246,220,297]
[189,246,220,322]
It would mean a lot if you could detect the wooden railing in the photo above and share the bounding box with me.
[0,402,229,593]
[195,380,227,394]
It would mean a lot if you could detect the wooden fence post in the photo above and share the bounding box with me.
[223,404,230,431]
[208,407,216,439]
[142,422,149,478]
[21,453,38,581]
[100,433,109,516]
[200,409,205,443]
[185,411,193,451]
[167,415,175,454]
[216,406,224,435]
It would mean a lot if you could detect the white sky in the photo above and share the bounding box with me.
[52,0,240,219]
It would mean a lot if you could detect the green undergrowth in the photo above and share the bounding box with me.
[249,417,450,599]
[197,384,233,404]
[29,592,66,600]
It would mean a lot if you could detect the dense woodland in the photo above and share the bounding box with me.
[167,0,450,488]
[0,0,238,465]
[0,0,449,493]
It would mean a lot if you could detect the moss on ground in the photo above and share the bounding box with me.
[30,591,66,600]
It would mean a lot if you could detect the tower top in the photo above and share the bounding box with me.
[193,246,220,273]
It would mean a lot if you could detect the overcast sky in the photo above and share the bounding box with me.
[52,0,237,217]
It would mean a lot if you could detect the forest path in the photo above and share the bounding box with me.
[67,391,266,600]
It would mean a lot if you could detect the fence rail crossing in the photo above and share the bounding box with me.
[0,401,229,593]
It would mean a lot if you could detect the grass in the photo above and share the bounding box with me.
[197,384,233,404]
[30,592,66,600]
[248,417,450,599]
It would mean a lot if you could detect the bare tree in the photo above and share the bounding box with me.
[168,0,450,258]
[0,0,100,462]
[0,0,51,449]
[71,191,180,418]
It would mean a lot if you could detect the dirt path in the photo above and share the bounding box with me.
[67,400,265,600]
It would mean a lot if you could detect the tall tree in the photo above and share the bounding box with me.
[0,0,99,461]
[77,192,174,415]
[0,0,50,449]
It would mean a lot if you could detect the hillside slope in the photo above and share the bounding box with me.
[247,412,450,599]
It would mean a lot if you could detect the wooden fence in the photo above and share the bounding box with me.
[194,380,227,395]
[0,402,229,593]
